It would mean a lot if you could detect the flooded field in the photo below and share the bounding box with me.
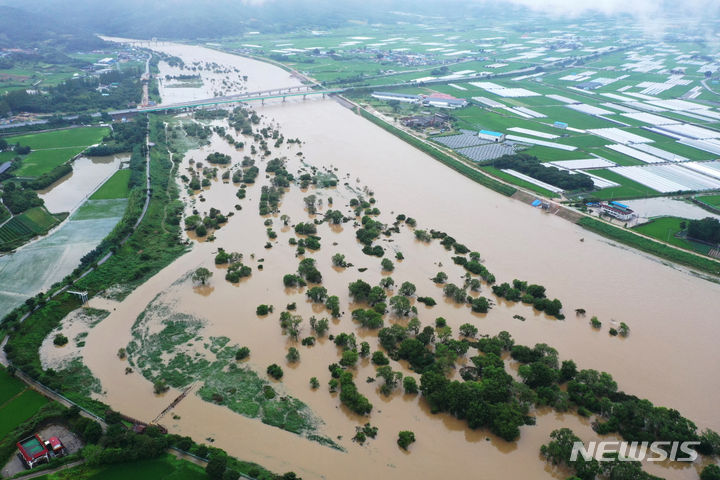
[38,154,126,214]
[623,197,720,222]
[78,40,720,480]
[0,198,127,314]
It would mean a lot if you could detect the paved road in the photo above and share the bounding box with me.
[0,201,12,229]
[141,53,152,106]
[702,78,719,96]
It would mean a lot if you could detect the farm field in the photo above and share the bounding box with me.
[89,169,131,200]
[6,127,109,150]
[479,165,558,197]
[697,194,720,208]
[71,198,129,220]
[14,147,85,177]
[451,106,553,132]
[581,169,661,200]
[0,204,10,224]
[0,370,49,440]
[584,147,644,167]
[632,216,712,255]
[0,198,127,314]
[360,72,720,201]
[652,140,716,161]
[0,207,64,251]
[519,145,584,162]
[0,66,78,95]
[341,30,720,205]
[0,365,26,406]
[0,151,16,163]
[32,454,209,480]
[0,48,110,95]
[7,127,110,177]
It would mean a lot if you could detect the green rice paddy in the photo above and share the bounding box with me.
[14,148,85,177]
[0,365,26,406]
[0,206,64,250]
[6,127,109,150]
[479,166,558,198]
[90,169,131,200]
[585,169,661,200]
[697,194,720,208]
[7,127,110,177]
[32,454,209,480]
[0,366,49,440]
[632,216,712,255]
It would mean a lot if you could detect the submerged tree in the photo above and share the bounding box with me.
[397,431,416,450]
[192,267,213,285]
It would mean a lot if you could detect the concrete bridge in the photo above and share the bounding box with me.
[125,86,345,115]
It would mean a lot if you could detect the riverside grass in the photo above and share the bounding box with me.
[577,216,720,276]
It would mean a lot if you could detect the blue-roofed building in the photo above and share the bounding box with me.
[600,202,634,221]
[478,129,505,143]
[554,121,568,129]
[0,162,11,175]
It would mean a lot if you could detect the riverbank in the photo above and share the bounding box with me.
[345,98,720,279]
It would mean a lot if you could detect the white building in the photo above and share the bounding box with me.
[371,92,420,103]
[600,202,635,221]
[423,97,468,109]
[478,129,505,142]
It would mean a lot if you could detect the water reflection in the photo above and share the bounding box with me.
[39,154,127,213]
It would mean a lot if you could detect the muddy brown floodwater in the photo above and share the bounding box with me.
[38,154,126,213]
[80,40,720,480]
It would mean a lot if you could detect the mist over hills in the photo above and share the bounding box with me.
[0,0,716,46]
[0,0,471,41]
[0,5,107,50]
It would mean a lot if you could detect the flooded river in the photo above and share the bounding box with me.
[80,40,720,480]
[103,37,302,105]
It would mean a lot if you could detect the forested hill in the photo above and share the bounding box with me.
[0,0,514,40]
[0,6,107,50]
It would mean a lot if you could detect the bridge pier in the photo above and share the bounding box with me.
[282,96,286,103]
[68,291,89,305]
[303,94,307,101]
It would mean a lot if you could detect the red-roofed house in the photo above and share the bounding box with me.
[17,435,49,468]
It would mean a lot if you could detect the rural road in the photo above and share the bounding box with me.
[7,460,86,480]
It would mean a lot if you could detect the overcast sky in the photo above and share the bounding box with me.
[494,0,719,18]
